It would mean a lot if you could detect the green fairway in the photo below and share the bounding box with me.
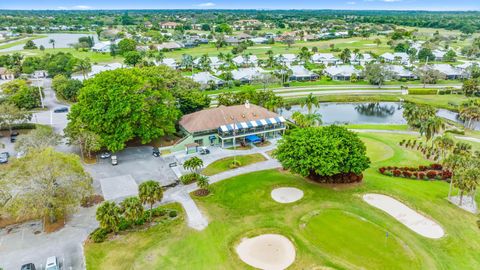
[302,209,419,269]
[201,153,266,176]
[85,132,480,270]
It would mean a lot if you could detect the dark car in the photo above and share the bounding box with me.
[152,147,160,157]
[53,107,69,113]
[10,131,19,143]
[21,263,36,270]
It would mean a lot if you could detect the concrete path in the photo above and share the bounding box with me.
[168,190,209,231]
[455,136,480,144]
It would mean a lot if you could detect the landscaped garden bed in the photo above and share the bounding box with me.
[379,163,452,181]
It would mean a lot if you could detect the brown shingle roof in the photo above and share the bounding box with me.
[179,104,279,133]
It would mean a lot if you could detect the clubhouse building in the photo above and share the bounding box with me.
[176,102,286,152]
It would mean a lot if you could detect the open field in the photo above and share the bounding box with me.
[84,132,480,270]
[202,153,267,176]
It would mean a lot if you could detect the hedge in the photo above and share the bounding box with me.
[408,88,438,95]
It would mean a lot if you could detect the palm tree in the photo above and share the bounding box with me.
[197,175,210,191]
[49,39,56,49]
[96,201,121,233]
[183,156,204,173]
[154,51,165,65]
[302,93,320,114]
[419,116,444,144]
[297,47,312,63]
[434,135,455,160]
[292,111,322,128]
[120,197,144,224]
[138,180,163,221]
[74,58,92,80]
[266,50,275,68]
[198,54,211,71]
[459,106,480,130]
[444,154,466,199]
[181,54,194,73]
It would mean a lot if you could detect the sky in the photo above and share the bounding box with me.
[0,0,479,11]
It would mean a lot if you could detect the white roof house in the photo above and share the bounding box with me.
[92,41,112,52]
[386,65,416,79]
[231,67,268,82]
[190,72,224,88]
[324,65,361,80]
[381,52,410,64]
[156,42,184,50]
[432,49,446,61]
[250,37,269,44]
[233,55,258,67]
[275,54,297,64]
[289,65,319,81]
[157,58,178,69]
[311,53,339,65]
[430,64,465,79]
[72,63,124,81]
[194,56,224,69]
[350,53,374,65]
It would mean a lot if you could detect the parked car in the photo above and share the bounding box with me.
[45,256,59,270]
[100,152,111,159]
[111,155,118,166]
[152,147,160,157]
[21,263,36,270]
[0,152,9,164]
[199,147,210,155]
[10,131,19,143]
[53,107,69,113]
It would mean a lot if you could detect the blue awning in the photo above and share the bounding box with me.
[247,121,254,128]
[265,118,273,125]
[245,135,262,143]
[256,120,264,127]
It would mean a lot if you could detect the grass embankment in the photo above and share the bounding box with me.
[201,153,266,176]
[0,35,46,50]
[85,132,480,270]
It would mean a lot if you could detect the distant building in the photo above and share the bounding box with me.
[233,55,258,67]
[386,65,417,80]
[157,58,178,69]
[289,65,319,81]
[0,68,14,80]
[432,49,446,62]
[71,63,124,81]
[429,64,465,80]
[156,42,184,51]
[324,65,361,81]
[189,72,225,89]
[160,22,182,29]
[231,67,268,83]
[275,54,297,65]
[350,53,374,66]
[92,41,112,52]
[311,53,340,65]
[380,52,410,64]
[193,56,224,69]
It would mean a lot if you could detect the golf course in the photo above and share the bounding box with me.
[85,132,480,269]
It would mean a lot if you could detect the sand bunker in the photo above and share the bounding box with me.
[271,187,304,203]
[236,234,296,270]
[363,194,444,239]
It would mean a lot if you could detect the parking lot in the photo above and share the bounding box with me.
[85,146,180,202]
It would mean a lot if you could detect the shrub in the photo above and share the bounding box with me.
[118,218,132,231]
[402,171,412,178]
[418,172,426,180]
[229,159,242,169]
[180,173,200,185]
[89,228,109,243]
[151,207,167,217]
[169,210,178,218]
[393,170,401,177]
[430,164,443,170]
[426,171,437,179]
[379,167,386,174]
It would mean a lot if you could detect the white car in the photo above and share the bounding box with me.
[45,256,59,270]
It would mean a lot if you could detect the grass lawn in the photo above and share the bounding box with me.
[0,47,122,63]
[0,35,46,50]
[85,132,480,269]
[201,153,267,176]
[345,124,410,131]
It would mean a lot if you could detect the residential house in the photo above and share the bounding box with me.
[32,70,48,78]
[311,53,340,65]
[190,72,225,89]
[178,103,286,150]
[250,37,269,44]
[157,58,178,69]
[144,21,153,28]
[233,55,258,67]
[0,68,14,80]
[156,42,184,51]
[324,65,361,81]
[386,65,417,80]
[194,56,224,69]
[275,54,298,65]
[231,67,268,83]
[380,52,410,64]
[289,65,319,81]
[430,64,465,80]
[432,49,446,62]
[224,37,240,46]
[71,63,124,81]
[160,22,182,29]
[237,33,253,41]
[92,41,112,52]
[350,53,374,66]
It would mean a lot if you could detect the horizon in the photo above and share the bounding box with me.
[0,0,479,12]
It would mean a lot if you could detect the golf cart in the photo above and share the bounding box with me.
[199,146,210,155]
[111,155,118,166]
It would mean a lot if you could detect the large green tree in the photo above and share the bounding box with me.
[275,126,370,182]
[66,66,199,152]
[0,102,32,133]
[117,38,137,55]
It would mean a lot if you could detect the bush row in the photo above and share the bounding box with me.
[379,164,452,181]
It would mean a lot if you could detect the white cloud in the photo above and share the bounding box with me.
[72,5,92,10]
[347,1,356,5]
[195,2,216,7]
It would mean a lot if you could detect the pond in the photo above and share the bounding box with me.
[0,33,98,52]
[281,102,479,130]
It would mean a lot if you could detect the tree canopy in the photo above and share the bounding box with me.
[275,126,370,182]
[66,66,206,152]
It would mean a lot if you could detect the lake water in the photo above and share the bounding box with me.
[281,102,479,130]
[0,33,98,52]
